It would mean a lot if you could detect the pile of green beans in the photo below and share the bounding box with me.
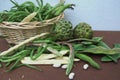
[0,0,74,22]
[0,37,68,71]
[1,35,120,74]
[0,50,30,71]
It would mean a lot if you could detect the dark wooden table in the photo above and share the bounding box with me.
[0,31,120,80]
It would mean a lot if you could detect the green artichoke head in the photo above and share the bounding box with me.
[52,19,73,41]
[73,22,93,39]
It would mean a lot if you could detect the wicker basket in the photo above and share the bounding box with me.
[0,13,64,44]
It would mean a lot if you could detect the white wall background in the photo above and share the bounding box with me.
[0,0,120,31]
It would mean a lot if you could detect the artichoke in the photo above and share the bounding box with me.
[52,19,73,41]
[73,22,93,39]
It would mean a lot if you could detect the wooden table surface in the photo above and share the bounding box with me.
[0,31,120,80]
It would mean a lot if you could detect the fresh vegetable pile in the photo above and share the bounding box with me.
[0,0,74,22]
[0,1,120,79]
[0,19,120,78]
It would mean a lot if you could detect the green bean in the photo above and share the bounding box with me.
[66,43,74,75]
[75,53,100,69]
[30,45,47,60]
[67,37,102,43]
[0,50,29,62]
[6,50,30,72]
[100,42,120,63]
[41,3,52,18]
[10,0,20,8]
[92,37,103,42]
[20,1,36,12]
[44,15,50,20]
[50,4,64,15]
[33,39,51,43]
[98,41,118,63]
[6,57,21,72]
[30,48,35,56]
[97,41,110,49]
[1,48,26,59]
[0,55,20,62]
[24,64,42,71]
[5,62,11,67]
[30,48,39,60]
[43,2,64,19]
[0,12,11,22]
[82,46,120,55]
[33,39,61,47]
[11,0,36,12]
[73,44,85,51]
[54,4,75,16]
[25,45,38,50]
[37,13,43,21]
[7,11,28,22]
[1,0,75,21]
[36,0,43,10]
[44,3,52,10]
[58,42,74,75]
[16,64,42,71]
[42,3,51,11]
[101,54,120,62]
[37,5,43,21]
[81,41,93,46]
[44,3,64,16]
[53,6,64,16]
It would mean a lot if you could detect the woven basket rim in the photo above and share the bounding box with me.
[0,13,64,29]
[0,22,53,29]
